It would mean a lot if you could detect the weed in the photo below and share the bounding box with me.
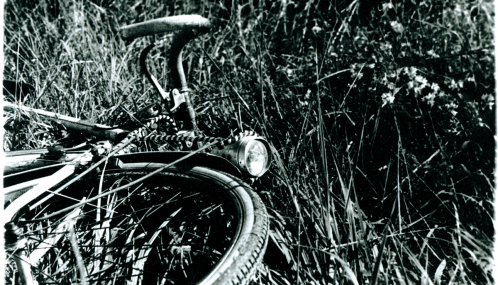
[3,0,494,284]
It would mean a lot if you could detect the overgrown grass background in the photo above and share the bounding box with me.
[3,0,495,284]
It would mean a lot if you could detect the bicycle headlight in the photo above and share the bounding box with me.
[212,136,271,177]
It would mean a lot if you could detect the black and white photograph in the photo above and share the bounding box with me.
[2,0,495,284]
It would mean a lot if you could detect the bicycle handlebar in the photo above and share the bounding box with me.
[119,15,211,39]
[120,15,211,130]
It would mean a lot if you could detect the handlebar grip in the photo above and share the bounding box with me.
[119,15,211,39]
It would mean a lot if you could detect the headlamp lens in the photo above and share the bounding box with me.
[245,140,268,176]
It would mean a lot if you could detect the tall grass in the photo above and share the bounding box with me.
[3,0,495,284]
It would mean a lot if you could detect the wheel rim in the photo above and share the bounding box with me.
[11,168,252,285]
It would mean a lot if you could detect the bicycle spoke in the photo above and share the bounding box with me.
[29,204,84,265]
[6,166,268,285]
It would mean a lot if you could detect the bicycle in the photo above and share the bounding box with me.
[3,15,271,285]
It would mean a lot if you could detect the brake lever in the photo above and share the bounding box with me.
[140,44,186,114]
[140,44,170,104]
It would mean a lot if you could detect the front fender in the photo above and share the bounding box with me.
[108,151,242,178]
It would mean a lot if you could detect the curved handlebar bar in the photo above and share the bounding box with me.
[119,15,211,39]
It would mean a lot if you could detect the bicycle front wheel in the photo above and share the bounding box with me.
[7,166,268,285]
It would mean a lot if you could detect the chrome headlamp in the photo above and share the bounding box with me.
[212,136,271,177]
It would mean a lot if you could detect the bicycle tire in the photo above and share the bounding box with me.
[5,165,268,285]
